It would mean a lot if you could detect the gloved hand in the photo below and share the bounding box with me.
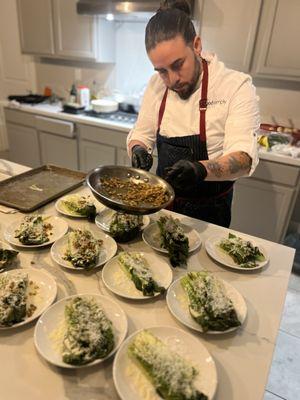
[164,160,207,190]
[131,145,153,171]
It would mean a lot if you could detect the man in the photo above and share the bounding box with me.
[127,0,260,227]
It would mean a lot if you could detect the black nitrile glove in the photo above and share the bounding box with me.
[164,160,207,190]
[131,145,153,171]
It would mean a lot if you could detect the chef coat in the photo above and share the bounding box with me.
[127,52,260,176]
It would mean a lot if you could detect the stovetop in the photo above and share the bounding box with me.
[84,110,137,124]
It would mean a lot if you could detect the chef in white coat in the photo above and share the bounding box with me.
[127,0,260,227]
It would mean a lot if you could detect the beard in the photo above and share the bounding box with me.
[171,55,201,100]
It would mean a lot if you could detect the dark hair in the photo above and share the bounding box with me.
[145,0,196,52]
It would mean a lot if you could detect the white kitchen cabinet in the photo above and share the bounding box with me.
[39,132,78,170]
[17,0,115,62]
[6,122,40,167]
[252,0,300,80]
[230,158,300,243]
[35,115,78,169]
[17,0,55,56]
[78,123,123,171]
[117,148,131,167]
[80,140,116,172]
[199,0,262,72]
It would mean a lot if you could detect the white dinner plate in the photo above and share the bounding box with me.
[0,268,57,330]
[142,222,202,254]
[34,293,128,369]
[55,194,100,218]
[113,325,217,400]
[102,252,173,299]
[51,228,117,270]
[166,274,247,334]
[4,215,69,248]
[205,234,269,271]
[95,208,150,232]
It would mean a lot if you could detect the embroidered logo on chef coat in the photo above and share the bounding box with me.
[206,99,227,106]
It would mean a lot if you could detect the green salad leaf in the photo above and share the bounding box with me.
[157,215,189,267]
[219,233,265,268]
[181,271,241,332]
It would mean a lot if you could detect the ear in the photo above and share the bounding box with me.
[193,36,202,56]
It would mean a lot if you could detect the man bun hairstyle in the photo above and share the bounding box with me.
[145,0,196,52]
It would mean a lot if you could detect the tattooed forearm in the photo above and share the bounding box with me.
[206,161,225,178]
[201,151,252,181]
[228,152,252,174]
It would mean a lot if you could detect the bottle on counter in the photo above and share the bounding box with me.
[69,84,77,104]
[77,86,90,109]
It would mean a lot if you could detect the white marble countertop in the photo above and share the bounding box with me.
[0,159,296,400]
[3,101,300,167]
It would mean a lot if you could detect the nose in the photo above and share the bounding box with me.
[167,70,180,88]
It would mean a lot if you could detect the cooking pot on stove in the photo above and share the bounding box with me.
[91,99,119,113]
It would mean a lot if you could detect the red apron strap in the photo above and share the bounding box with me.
[157,88,168,130]
[199,59,208,142]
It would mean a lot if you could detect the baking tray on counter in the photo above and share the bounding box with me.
[0,165,86,212]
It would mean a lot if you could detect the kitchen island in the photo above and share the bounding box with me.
[0,159,295,400]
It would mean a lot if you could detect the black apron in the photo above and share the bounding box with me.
[156,59,234,228]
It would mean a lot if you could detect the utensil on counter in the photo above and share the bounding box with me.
[86,165,175,215]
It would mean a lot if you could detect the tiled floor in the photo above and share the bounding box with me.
[264,265,300,400]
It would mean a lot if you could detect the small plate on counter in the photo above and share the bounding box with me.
[4,215,68,248]
[142,222,202,254]
[34,293,128,368]
[51,227,117,271]
[166,272,247,334]
[205,232,269,271]
[55,194,101,218]
[113,325,217,400]
[0,268,57,330]
[95,208,150,232]
[102,251,173,300]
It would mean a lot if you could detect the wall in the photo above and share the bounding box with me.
[0,0,36,151]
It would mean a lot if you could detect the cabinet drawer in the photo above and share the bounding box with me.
[78,124,127,147]
[253,159,300,186]
[36,116,75,138]
[4,109,35,128]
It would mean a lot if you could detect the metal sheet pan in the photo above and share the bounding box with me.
[0,165,86,212]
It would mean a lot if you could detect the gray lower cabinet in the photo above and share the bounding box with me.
[39,132,78,170]
[80,140,116,172]
[6,122,40,167]
[117,148,131,167]
[230,159,300,243]
[78,124,127,172]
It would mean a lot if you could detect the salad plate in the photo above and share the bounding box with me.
[205,233,269,271]
[142,222,202,254]
[51,227,117,270]
[113,325,217,400]
[4,215,68,248]
[0,240,18,272]
[166,273,247,334]
[102,251,173,299]
[95,208,150,232]
[55,194,101,218]
[0,268,57,330]
[34,293,128,368]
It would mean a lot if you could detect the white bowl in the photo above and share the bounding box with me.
[91,99,118,113]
